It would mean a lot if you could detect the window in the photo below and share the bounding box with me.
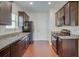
[6,13,17,28]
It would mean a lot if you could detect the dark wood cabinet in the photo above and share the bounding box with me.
[24,36,29,49]
[18,11,29,27]
[55,12,58,26]
[55,10,61,26]
[55,1,78,26]
[0,1,12,25]
[25,14,29,21]
[0,46,10,57]
[70,1,78,26]
[78,2,79,25]
[57,10,61,26]
[57,38,62,56]
[11,38,26,57]
[10,35,31,57]
[64,2,70,25]
[60,7,65,26]
[57,38,78,57]
[10,41,20,57]
[55,7,65,26]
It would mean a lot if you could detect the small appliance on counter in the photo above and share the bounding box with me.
[60,29,71,36]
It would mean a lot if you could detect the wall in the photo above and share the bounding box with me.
[26,1,69,41]
[0,3,23,36]
[29,11,49,41]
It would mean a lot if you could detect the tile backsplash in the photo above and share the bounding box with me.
[52,26,79,35]
[0,25,22,36]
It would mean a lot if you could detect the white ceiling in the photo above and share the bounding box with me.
[14,1,68,12]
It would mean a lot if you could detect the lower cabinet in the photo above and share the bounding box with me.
[57,38,78,57]
[10,41,20,57]
[10,39,25,57]
[0,46,10,57]
[28,33,33,44]
[0,34,32,57]
[10,37,28,57]
[25,37,30,49]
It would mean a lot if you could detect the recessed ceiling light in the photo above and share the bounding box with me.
[48,2,51,5]
[29,2,33,5]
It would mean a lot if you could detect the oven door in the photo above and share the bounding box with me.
[51,35,57,52]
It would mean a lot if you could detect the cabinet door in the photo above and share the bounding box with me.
[62,39,78,57]
[60,7,65,26]
[55,10,61,26]
[78,2,79,25]
[55,12,58,26]
[0,1,12,25]
[25,15,29,21]
[23,13,26,22]
[10,41,20,57]
[18,12,24,26]
[70,1,78,26]
[60,7,64,17]
[18,39,25,55]
[57,38,62,56]
[0,46,10,57]
[23,36,29,49]
[65,2,70,25]
[18,12,29,26]
[62,40,71,57]
[11,40,25,57]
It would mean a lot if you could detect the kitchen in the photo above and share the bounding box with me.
[0,1,79,57]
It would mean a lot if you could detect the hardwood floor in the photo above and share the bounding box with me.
[23,41,58,57]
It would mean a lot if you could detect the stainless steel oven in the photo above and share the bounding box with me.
[51,35,57,48]
[51,33,58,52]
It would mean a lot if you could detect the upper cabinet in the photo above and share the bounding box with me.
[55,11,60,26]
[60,7,65,26]
[78,2,79,25]
[64,2,70,26]
[70,1,78,26]
[0,1,12,25]
[55,7,65,26]
[55,1,78,26]
[18,11,29,27]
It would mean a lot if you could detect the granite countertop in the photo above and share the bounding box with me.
[58,35,79,39]
[0,32,30,50]
[51,31,79,40]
